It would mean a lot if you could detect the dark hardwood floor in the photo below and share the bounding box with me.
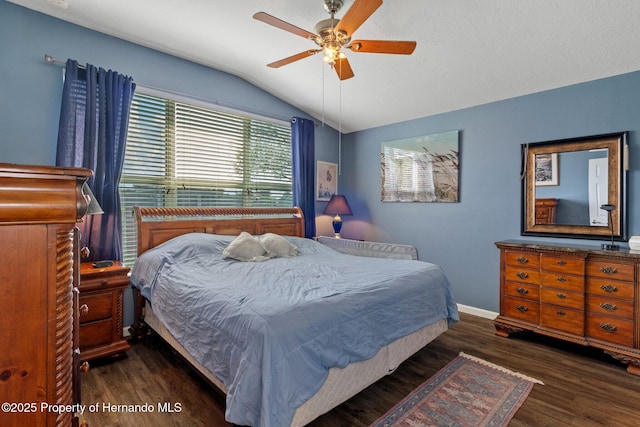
[80,313,640,426]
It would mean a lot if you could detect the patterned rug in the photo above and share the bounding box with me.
[370,352,543,427]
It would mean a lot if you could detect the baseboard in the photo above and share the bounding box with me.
[457,304,498,320]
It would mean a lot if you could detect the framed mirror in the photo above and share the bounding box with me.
[521,132,628,241]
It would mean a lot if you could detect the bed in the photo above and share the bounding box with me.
[129,206,458,427]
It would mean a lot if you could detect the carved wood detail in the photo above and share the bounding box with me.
[54,228,75,427]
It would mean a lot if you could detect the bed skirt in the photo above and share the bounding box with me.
[143,303,448,426]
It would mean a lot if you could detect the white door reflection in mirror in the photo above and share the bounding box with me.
[588,157,608,226]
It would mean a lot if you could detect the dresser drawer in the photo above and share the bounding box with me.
[541,254,585,275]
[505,250,539,269]
[586,277,635,300]
[79,291,112,323]
[587,260,635,282]
[540,304,584,335]
[505,266,540,285]
[540,288,584,310]
[80,274,129,291]
[586,313,634,347]
[79,319,113,350]
[503,296,539,324]
[586,296,634,320]
[505,281,539,300]
[541,272,584,292]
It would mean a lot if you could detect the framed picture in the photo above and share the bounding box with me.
[381,130,459,202]
[316,161,338,201]
[535,153,558,186]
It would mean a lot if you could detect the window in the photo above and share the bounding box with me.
[119,91,292,265]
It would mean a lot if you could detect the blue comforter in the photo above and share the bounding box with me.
[130,233,458,427]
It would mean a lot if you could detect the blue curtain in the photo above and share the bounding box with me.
[56,59,135,262]
[291,117,316,238]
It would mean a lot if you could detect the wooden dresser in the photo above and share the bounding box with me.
[495,240,640,375]
[0,163,91,426]
[534,198,557,224]
[79,262,131,362]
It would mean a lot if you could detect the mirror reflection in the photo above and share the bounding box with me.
[534,149,609,226]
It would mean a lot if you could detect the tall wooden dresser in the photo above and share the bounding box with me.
[0,164,91,426]
[495,240,640,375]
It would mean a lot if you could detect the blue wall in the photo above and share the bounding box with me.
[341,72,640,312]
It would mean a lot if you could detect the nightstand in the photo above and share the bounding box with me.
[79,261,131,362]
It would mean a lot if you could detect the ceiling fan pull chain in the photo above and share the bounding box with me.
[322,62,326,126]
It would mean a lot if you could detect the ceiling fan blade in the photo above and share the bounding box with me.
[334,0,383,38]
[348,40,417,55]
[253,12,318,41]
[267,50,321,68]
[334,56,355,80]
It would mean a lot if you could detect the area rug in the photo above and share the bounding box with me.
[370,352,543,427]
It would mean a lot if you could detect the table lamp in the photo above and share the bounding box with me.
[600,204,619,251]
[80,182,105,260]
[323,195,352,238]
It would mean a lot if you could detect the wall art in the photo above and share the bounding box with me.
[316,160,338,201]
[381,130,459,202]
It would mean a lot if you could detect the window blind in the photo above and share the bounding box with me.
[120,92,292,265]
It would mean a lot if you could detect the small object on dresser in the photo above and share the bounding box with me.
[629,236,640,251]
[92,260,114,268]
[600,204,618,251]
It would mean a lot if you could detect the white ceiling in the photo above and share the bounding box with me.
[10,0,640,133]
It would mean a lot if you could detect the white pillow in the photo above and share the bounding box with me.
[222,232,269,262]
[259,233,298,258]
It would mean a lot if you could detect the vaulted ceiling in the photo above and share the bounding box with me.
[10,0,640,133]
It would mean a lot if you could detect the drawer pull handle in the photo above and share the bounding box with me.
[557,293,566,299]
[599,323,617,333]
[516,305,529,313]
[600,266,618,275]
[556,310,566,316]
[599,302,617,312]
[600,284,618,293]
[516,287,529,295]
[556,276,567,282]
[79,304,89,317]
[516,256,529,264]
[557,260,566,266]
[516,272,529,280]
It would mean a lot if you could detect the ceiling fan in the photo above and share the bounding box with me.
[253,0,416,80]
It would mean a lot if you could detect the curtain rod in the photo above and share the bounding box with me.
[44,54,318,128]
[44,54,86,69]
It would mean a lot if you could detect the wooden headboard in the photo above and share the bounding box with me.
[135,206,305,255]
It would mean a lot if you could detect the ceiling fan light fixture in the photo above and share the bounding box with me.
[322,46,340,64]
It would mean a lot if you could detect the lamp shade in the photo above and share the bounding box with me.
[323,195,353,216]
[82,182,104,215]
